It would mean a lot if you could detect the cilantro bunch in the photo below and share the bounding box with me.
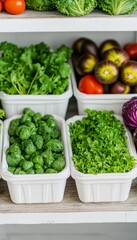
[69,109,136,174]
[0,41,72,95]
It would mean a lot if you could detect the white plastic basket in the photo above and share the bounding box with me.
[71,63,137,115]
[66,115,137,202]
[0,78,73,118]
[1,114,70,204]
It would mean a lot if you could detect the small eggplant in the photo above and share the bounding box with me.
[103,48,129,68]
[99,39,121,57]
[75,53,98,75]
[94,60,119,84]
[72,37,98,56]
[120,61,137,86]
[110,81,131,94]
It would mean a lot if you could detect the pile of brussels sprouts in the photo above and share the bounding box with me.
[6,108,66,175]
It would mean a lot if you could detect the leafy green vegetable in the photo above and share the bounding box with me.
[52,0,97,16]
[26,0,54,11]
[6,108,66,174]
[69,109,136,174]
[0,41,72,95]
[0,109,5,119]
[98,0,137,15]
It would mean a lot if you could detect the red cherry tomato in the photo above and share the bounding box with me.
[4,0,26,15]
[124,43,137,60]
[78,75,104,94]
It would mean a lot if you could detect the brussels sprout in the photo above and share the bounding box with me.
[42,149,54,167]
[20,115,32,124]
[50,128,61,139]
[6,143,22,166]
[26,122,37,135]
[8,125,17,136]
[33,112,42,123]
[9,136,21,145]
[10,118,20,127]
[31,153,44,165]
[16,125,31,140]
[31,134,43,150]
[14,167,22,174]
[26,168,35,174]
[8,119,20,136]
[22,139,36,155]
[46,139,64,152]
[6,154,20,167]
[22,160,34,171]
[35,168,44,174]
[43,114,58,129]
[8,166,16,173]
[52,159,65,172]
[46,168,58,173]
[23,108,35,117]
[37,121,52,135]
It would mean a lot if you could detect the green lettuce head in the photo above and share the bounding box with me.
[98,0,137,15]
[52,0,97,16]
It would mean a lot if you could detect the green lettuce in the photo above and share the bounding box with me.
[98,0,137,15]
[52,0,97,16]
[26,0,54,11]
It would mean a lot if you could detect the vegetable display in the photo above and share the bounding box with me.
[52,0,97,16]
[97,0,137,15]
[72,37,137,94]
[6,108,66,174]
[0,41,72,95]
[69,109,136,174]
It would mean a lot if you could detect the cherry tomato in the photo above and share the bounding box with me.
[124,43,137,60]
[78,75,104,94]
[4,0,26,15]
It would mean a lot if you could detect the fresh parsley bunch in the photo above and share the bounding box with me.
[0,41,72,95]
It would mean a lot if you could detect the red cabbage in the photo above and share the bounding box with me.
[122,97,137,130]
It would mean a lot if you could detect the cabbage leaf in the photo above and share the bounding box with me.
[98,0,137,15]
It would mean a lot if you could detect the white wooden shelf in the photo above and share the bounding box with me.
[0,10,137,32]
[1,176,137,225]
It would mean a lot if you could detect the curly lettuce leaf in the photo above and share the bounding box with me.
[53,0,97,16]
[98,0,137,15]
[26,0,54,11]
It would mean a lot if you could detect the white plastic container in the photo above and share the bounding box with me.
[66,115,137,202]
[1,114,70,204]
[0,79,72,118]
[0,120,3,178]
[71,64,137,115]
